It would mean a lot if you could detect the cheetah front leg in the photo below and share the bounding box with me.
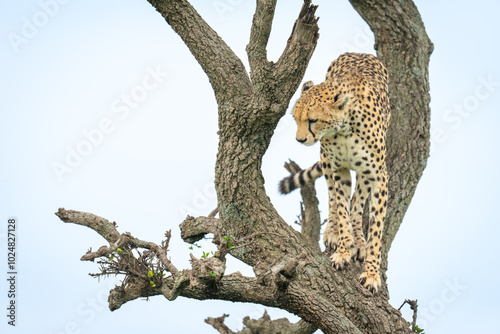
[329,168,355,269]
[358,168,388,293]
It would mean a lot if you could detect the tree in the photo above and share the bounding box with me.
[55,0,433,332]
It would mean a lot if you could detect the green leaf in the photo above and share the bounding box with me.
[116,248,123,253]
[148,270,154,278]
[149,281,156,287]
[228,242,233,249]
[414,325,425,333]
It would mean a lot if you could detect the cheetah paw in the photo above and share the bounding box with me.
[330,247,353,270]
[323,231,338,252]
[359,271,381,293]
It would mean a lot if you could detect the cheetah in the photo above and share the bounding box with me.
[279,53,390,292]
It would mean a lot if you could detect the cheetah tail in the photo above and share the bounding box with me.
[278,161,323,194]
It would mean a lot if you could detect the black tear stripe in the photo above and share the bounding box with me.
[308,123,316,139]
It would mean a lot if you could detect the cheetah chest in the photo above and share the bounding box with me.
[320,133,377,174]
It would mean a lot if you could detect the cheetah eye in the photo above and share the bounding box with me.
[308,119,318,124]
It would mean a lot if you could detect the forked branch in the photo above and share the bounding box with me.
[146,0,252,104]
[55,208,282,311]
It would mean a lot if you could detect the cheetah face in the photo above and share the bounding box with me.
[292,82,351,146]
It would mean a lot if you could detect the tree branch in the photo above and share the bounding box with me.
[399,299,419,332]
[146,0,252,104]
[179,215,220,244]
[206,311,317,334]
[246,0,277,77]
[205,314,235,334]
[284,160,321,251]
[56,208,120,243]
[273,1,319,103]
[55,209,285,310]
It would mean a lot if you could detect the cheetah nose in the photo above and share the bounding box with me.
[296,138,307,143]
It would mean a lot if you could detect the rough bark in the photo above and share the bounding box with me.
[56,0,432,333]
[205,311,317,334]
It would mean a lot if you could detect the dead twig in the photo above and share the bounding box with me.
[398,299,418,331]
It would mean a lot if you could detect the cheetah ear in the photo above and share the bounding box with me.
[337,96,349,110]
[326,95,350,112]
[301,81,314,94]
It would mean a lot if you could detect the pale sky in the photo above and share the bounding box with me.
[1,0,499,333]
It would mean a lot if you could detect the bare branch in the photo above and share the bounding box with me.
[284,160,321,250]
[399,299,418,331]
[56,209,286,312]
[56,208,120,243]
[247,0,277,77]
[146,0,252,104]
[206,311,317,334]
[273,0,320,103]
[208,207,219,218]
[179,215,220,244]
[205,314,235,334]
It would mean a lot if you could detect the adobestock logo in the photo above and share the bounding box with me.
[51,65,168,183]
[417,278,467,329]
[7,0,73,53]
[339,26,374,54]
[178,177,217,219]
[213,0,243,21]
[50,278,121,334]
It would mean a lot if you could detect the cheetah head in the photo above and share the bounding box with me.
[292,81,352,146]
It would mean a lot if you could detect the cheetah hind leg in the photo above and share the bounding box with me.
[350,176,367,262]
